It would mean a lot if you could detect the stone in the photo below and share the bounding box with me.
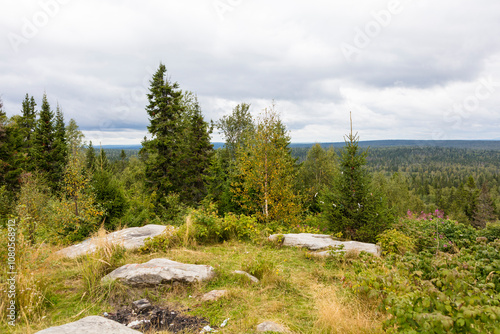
[268,233,381,256]
[201,289,228,302]
[102,258,216,286]
[256,320,286,332]
[132,299,153,314]
[56,225,171,258]
[233,270,259,283]
[35,315,142,334]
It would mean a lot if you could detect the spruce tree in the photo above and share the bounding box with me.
[20,94,37,170]
[85,141,97,172]
[31,93,57,188]
[141,64,189,209]
[179,93,213,204]
[321,113,391,242]
[52,104,68,191]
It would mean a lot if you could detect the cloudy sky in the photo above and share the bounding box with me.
[1,0,500,144]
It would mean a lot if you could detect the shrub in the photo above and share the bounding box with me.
[394,211,478,253]
[376,229,415,256]
[139,225,179,253]
[479,221,500,242]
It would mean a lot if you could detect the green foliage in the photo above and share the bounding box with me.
[232,104,302,227]
[376,229,415,256]
[394,212,478,253]
[321,117,391,243]
[91,169,128,230]
[139,226,179,253]
[215,102,254,160]
[297,143,337,213]
[479,221,500,242]
[188,206,261,244]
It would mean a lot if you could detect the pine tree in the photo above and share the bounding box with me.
[0,102,24,191]
[141,63,185,209]
[321,113,391,242]
[232,104,301,227]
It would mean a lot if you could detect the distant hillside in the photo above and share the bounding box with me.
[102,140,500,162]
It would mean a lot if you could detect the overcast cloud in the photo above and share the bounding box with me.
[1,0,500,144]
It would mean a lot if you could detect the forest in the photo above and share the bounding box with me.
[1,64,500,333]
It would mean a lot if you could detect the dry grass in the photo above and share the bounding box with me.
[313,285,384,334]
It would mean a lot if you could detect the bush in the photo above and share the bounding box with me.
[394,211,478,253]
[139,226,179,253]
[376,229,415,256]
[479,221,500,242]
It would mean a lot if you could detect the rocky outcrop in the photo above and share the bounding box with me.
[56,225,171,258]
[102,258,216,286]
[35,315,142,334]
[268,233,381,256]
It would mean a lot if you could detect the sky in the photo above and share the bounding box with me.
[1,0,500,145]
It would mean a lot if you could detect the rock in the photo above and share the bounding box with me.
[57,225,170,258]
[268,233,381,256]
[102,258,216,286]
[256,321,286,332]
[35,315,142,334]
[201,289,228,302]
[233,270,259,283]
[132,299,153,314]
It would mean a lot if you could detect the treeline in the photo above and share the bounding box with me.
[1,64,499,246]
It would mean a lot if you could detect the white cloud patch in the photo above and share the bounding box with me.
[1,0,499,144]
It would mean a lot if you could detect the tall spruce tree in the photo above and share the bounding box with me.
[31,94,56,185]
[52,104,68,191]
[180,93,213,204]
[20,94,37,170]
[321,113,391,242]
[141,63,185,209]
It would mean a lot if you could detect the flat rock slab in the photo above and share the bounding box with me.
[102,258,216,286]
[57,225,170,258]
[201,289,228,302]
[233,270,259,283]
[257,321,287,332]
[268,233,380,256]
[35,315,142,334]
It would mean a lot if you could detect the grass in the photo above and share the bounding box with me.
[1,232,385,333]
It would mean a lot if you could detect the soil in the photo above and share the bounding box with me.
[106,304,211,333]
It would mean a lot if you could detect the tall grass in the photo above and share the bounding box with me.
[314,286,383,334]
[76,227,125,302]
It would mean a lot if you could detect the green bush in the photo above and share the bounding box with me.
[393,217,478,253]
[139,225,179,253]
[479,221,500,242]
[376,229,416,255]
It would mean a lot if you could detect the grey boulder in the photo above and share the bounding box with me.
[102,258,216,286]
[268,233,380,256]
[256,321,286,332]
[56,225,170,258]
[35,315,142,334]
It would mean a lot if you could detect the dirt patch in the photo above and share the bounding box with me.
[106,304,211,333]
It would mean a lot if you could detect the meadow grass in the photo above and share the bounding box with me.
[1,235,385,333]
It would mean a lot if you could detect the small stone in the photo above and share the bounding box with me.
[132,299,152,313]
[201,289,228,302]
[257,321,286,332]
[233,270,259,283]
